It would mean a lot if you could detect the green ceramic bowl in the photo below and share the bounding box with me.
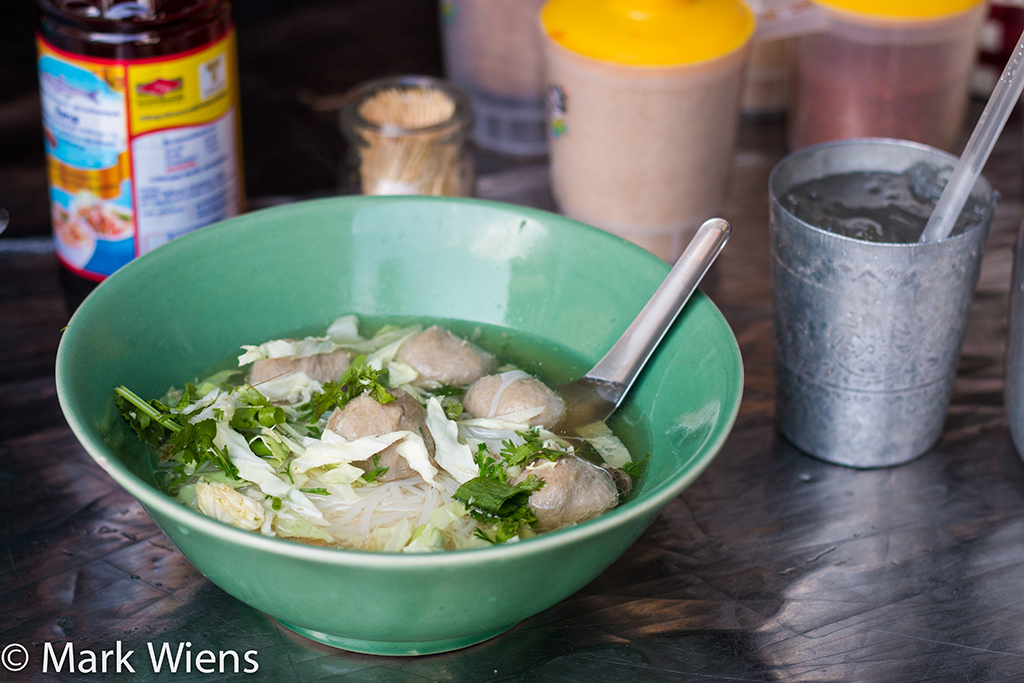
[56,196,743,656]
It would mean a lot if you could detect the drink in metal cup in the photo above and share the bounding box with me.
[770,138,996,467]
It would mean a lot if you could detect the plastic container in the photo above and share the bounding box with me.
[742,0,798,115]
[974,2,1024,96]
[1007,213,1024,460]
[1003,112,1024,461]
[540,0,755,262]
[439,0,549,156]
[788,0,987,151]
[36,0,245,308]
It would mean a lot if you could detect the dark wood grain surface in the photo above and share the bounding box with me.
[4,3,1024,681]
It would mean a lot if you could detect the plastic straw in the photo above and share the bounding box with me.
[919,29,1024,243]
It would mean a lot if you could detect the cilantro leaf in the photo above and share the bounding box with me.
[469,497,542,544]
[500,429,562,468]
[166,419,239,481]
[473,528,499,544]
[302,355,395,421]
[430,384,465,397]
[115,385,239,487]
[441,397,463,421]
[303,381,347,422]
[173,383,200,411]
[494,507,537,542]
[621,453,650,482]
[453,474,544,521]
[473,443,506,484]
[114,385,180,449]
[361,454,389,483]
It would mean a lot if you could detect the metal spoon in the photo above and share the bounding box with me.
[554,217,731,437]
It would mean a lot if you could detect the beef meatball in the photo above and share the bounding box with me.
[249,348,351,385]
[463,371,565,428]
[512,456,617,531]
[396,325,496,387]
[325,389,434,481]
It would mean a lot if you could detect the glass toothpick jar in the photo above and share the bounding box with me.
[339,76,474,197]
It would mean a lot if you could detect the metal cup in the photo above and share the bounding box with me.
[770,138,996,468]
[1005,220,1024,457]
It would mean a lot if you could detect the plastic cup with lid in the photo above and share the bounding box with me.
[786,0,988,151]
[741,0,803,115]
[439,0,550,156]
[540,0,755,262]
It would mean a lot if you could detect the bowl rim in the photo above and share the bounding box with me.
[56,195,744,568]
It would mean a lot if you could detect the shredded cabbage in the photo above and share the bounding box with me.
[213,422,327,526]
[293,431,407,473]
[238,336,338,365]
[274,514,335,543]
[365,328,420,371]
[249,371,322,405]
[576,421,633,468]
[425,397,478,484]
[403,522,446,553]
[116,317,638,553]
[394,433,438,487]
[386,359,420,386]
[337,323,423,355]
[196,481,265,531]
[326,315,362,343]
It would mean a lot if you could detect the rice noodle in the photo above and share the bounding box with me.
[143,316,631,553]
[486,370,530,417]
[311,472,461,550]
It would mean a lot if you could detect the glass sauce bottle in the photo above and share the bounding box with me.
[36,0,245,309]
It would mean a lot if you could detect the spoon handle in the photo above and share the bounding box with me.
[584,218,731,405]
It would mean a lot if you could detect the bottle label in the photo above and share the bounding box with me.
[37,29,243,280]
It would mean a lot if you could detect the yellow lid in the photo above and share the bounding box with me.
[811,0,984,20]
[541,0,756,67]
